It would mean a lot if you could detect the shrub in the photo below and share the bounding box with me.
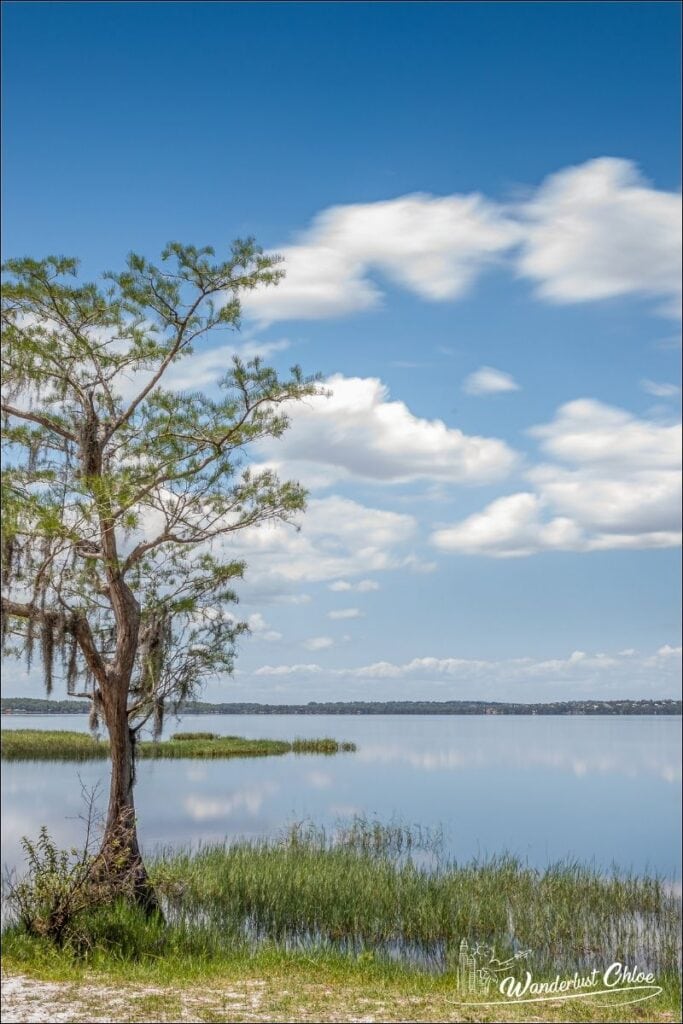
[5,823,153,948]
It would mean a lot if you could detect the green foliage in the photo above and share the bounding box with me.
[6,826,95,943]
[1,241,320,730]
[5,819,163,953]
[4,825,140,948]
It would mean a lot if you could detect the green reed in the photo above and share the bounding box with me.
[151,821,681,977]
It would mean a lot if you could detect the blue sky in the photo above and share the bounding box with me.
[3,2,681,702]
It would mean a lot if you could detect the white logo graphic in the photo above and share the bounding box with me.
[452,939,663,1007]
[456,939,531,994]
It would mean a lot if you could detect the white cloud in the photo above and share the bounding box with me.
[253,663,323,677]
[529,398,680,469]
[258,374,518,485]
[432,399,682,556]
[641,379,681,398]
[329,579,379,592]
[243,244,381,322]
[462,366,520,395]
[657,644,682,657]
[517,158,682,317]
[245,612,282,642]
[303,636,334,651]
[328,608,362,620]
[243,192,518,324]
[222,610,282,641]
[251,644,681,701]
[432,492,584,558]
[310,193,519,301]
[221,495,423,592]
[238,158,680,324]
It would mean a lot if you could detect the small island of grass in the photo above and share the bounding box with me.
[0,729,357,761]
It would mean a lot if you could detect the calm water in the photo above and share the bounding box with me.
[2,714,681,879]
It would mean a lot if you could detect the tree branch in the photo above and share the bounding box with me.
[1,403,77,442]
[1,597,109,684]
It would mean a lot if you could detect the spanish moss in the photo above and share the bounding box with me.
[152,696,165,741]
[88,689,103,736]
[40,619,55,695]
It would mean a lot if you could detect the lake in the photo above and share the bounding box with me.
[2,713,680,880]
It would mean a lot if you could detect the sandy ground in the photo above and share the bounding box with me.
[0,974,270,1023]
[3,972,679,1024]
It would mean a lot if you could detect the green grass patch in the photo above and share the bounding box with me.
[0,729,357,761]
[3,942,681,1022]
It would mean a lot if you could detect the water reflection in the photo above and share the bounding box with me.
[2,714,680,878]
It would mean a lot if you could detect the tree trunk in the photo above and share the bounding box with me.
[98,686,160,915]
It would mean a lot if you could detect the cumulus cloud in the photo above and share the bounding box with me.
[243,192,518,323]
[132,478,426,605]
[237,158,680,324]
[258,374,518,486]
[462,366,520,395]
[432,492,583,558]
[243,244,381,322]
[220,495,424,592]
[432,399,682,556]
[244,612,282,642]
[516,158,682,317]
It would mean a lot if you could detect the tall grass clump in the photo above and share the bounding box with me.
[152,820,681,977]
[170,732,221,742]
[291,738,356,755]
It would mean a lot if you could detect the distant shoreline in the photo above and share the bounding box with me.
[2,697,681,716]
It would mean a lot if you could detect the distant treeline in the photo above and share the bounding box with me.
[2,696,681,716]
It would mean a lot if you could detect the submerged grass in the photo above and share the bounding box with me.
[1,729,356,761]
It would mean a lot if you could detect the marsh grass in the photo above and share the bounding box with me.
[170,732,221,741]
[148,822,681,977]
[1,729,357,761]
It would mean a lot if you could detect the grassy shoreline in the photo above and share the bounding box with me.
[3,949,681,1023]
[0,729,356,761]
[3,823,680,1021]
